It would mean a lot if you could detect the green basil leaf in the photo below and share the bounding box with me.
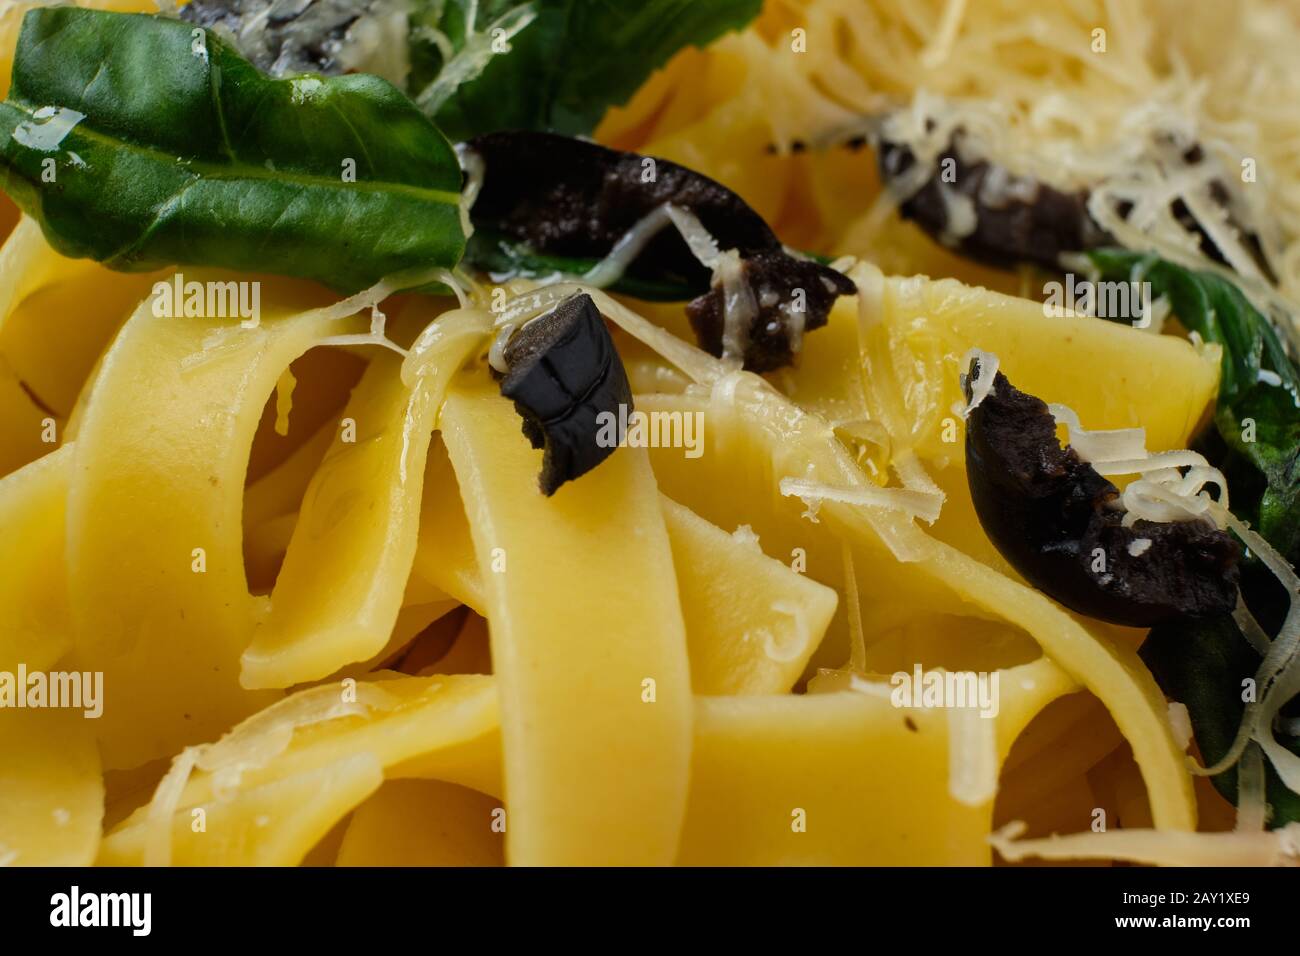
[1089,249,1300,824]
[416,0,762,141]
[1141,612,1300,826]
[1216,393,1300,560]
[0,8,465,294]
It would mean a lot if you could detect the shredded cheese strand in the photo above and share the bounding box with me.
[1195,514,1300,788]
[990,820,1300,867]
[780,476,945,524]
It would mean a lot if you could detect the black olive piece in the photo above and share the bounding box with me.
[685,251,856,373]
[878,130,1272,277]
[963,358,1240,627]
[467,131,856,372]
[877,136,1109,270]
[498,292,633,496]
[469,131,777,290]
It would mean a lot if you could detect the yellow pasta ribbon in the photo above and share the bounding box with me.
[0,444,71,672]
[98,674,501,866]
[0,706,103,866]
[336,780,505,867]
[99,659,1073,866]
[66,275,360,768]
[440,378,693,865]
[680,658,1076,865]
[415,436,837,695]
[242,308,489,688]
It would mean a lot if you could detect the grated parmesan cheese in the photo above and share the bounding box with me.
[414,2,538,114]
[1196,513,1300,794]
[183,267,450,371]
[936,181,978,244]
[947,705,998,807]
[582,205,676,288]
[141,681,398,864]
[455,144,486,241]
[751,0,1300,351]
[1233,595,1273,657]
[1166,700,1193,750]
[954,347,997,419]
[143,746,204,868]
[1044,395,1229,527]
[1236,743,1269,832]
[1127,537,1153,557]
[780,475,944,524]
[662,206,757,366]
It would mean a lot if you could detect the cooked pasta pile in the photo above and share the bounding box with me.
[3,0,1300,868]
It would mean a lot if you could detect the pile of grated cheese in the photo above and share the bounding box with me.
[727,0,1300,343]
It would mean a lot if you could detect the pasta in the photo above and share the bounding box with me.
[2,0,1299,869]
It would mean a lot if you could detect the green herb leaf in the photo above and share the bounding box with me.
[415,0,762,141]
[0,8,465,294]
[1141,611,1300,825]
[1089,249,1300,825]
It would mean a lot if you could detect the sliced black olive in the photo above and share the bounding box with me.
[498,292,633,496]
[877,135,1108,270]
[468,131,774,287]
[879,130,1270,277]
[685,251,856,372]
[467,131,856,372]
[181,0,399,78]
[963,358,1240,627]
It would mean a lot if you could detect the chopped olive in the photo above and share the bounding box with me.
[498,292,633,496]
[877,135,1107,270]
[685,251,855,372]
[469,131,774,286]
[467,131,855,372]
[878,131,1270,275]
[963,358,1240,627]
